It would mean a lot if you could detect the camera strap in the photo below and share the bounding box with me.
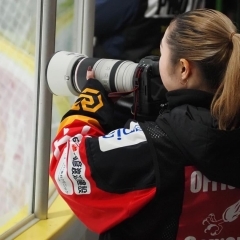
[108,86,139,119]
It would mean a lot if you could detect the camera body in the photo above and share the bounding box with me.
[132,56,166,120]
[46,51,167,120]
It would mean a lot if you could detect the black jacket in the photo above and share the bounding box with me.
[50,80,240,240]
[101,89,240,239]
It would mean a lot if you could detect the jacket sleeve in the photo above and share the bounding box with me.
[49,79,156,233]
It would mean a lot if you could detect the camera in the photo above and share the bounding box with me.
[46,51,167,120]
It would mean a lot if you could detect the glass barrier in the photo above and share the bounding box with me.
[0,0,75,233]
[0,0,36,231]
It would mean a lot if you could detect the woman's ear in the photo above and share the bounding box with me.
[179,58,190,85]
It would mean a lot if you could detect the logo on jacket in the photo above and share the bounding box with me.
[99,122,146,152]
[54,127,91,195]
[203,200,240,236]
[71,88,103,112]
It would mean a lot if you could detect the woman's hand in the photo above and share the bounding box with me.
[86,66,95,80]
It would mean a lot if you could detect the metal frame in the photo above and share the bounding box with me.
[74,0,95,56]
[34,0,95,221]
[33,0,57,219]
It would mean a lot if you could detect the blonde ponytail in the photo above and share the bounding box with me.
[211,33,240,130]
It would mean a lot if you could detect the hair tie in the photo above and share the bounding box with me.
[229,32,236,41]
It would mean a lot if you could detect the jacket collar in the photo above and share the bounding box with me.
[166,89,214,110]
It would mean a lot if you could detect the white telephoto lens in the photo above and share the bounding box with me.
[93,59,120,92]
[47,51,87,96]
[115,61,137,92]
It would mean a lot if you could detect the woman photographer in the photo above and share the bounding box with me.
[50,9,240,239]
